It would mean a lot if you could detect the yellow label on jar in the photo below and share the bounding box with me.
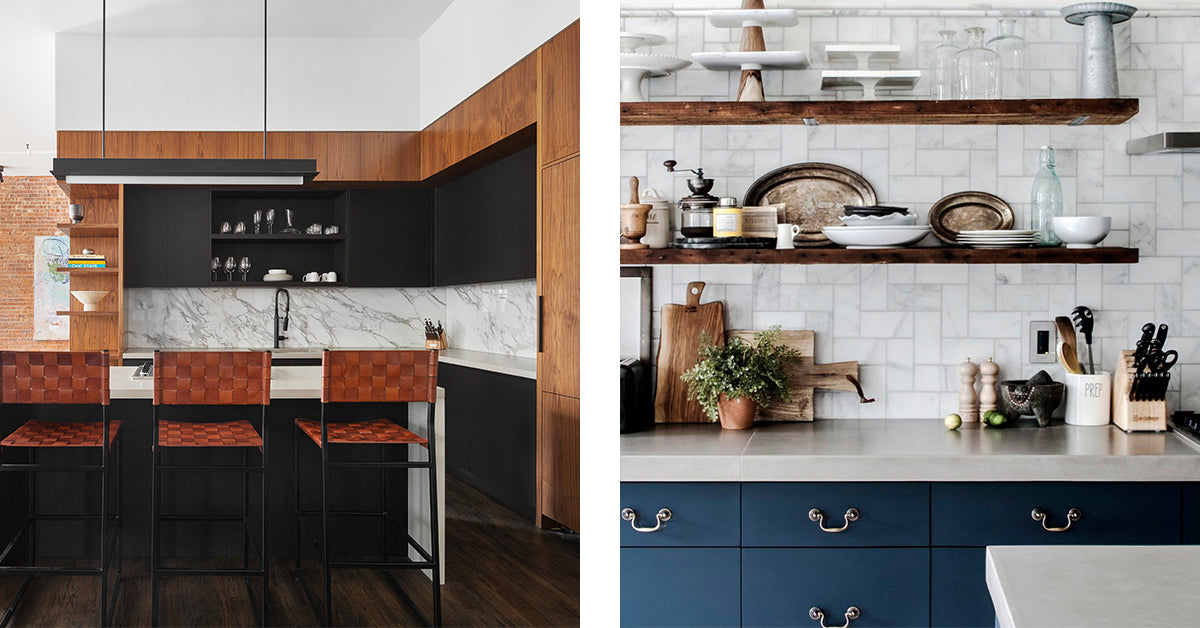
[712,207,743,237]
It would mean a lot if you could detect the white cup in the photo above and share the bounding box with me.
[1064,371,1112,426]
[322,271,337,282]
[303,272,320,282]
[776,223,800,249]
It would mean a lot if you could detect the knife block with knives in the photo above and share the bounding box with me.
[1113,350,1168,432]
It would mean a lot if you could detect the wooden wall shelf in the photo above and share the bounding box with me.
[56,311,118,316]
[619,98,1139,126]
[56,223,120,237]
[620,246,1138,265]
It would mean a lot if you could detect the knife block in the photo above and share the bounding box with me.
[1112,350,1168,432]
[425,331,446,350]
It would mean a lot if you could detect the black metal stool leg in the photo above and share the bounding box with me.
[100,435,109,628]
[261,413,269,628]
[322,435,332,627]
[150,443,160,627]
[427,404,441,627]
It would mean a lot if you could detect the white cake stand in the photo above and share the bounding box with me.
[620,32,668,53]
[620,53,692,102]
[692,51,810,72]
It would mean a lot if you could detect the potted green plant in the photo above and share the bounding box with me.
[680,327,802,430]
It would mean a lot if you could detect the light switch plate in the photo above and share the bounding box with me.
[1030,321,1056,364]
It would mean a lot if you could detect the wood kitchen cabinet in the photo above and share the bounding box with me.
[124,187,212,287]
[538,157,580,398]
[539,21,580,165]
[345,188,433,287]
[538,393,579,531]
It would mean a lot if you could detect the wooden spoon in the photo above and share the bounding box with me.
[1055,316,1083,375]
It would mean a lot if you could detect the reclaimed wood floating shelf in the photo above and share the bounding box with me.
[56,223,120,237]
[620,98,1139,126]
[620,246,1139,265]
[55,311,117,316]
[57,267,119,274]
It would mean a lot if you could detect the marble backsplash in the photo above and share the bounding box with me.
[125,280,536,358]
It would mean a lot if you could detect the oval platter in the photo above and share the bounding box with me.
[927,191,1014,244]
[744,162,877,246]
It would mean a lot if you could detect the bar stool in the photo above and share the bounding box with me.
[0,350,122,627]
[151,350,270,627]
[293,350,440,626]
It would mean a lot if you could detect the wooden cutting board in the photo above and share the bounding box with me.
[654,282,725,422]
[729,330,860,421]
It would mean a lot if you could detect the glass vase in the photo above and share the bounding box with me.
[988,18,1028,98]
[930,30,958,99]
[952,26,999,99]
[1031,146,1063,245]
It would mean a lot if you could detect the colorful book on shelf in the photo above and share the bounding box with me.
[67,260,107,268]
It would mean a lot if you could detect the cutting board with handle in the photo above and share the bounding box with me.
[729,330,860,421]
[654,282,726,422]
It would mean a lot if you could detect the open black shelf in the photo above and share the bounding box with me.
[210,234,347,242]
[208,281,342,287]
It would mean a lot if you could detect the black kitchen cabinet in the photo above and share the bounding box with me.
[433,145,536,286]
[345,189,433,286]
[124,188,212,287]
[439,363,536,517]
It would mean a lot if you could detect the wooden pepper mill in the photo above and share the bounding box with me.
[958,357,980,422]
[620,176,653,250]
[979,358,999,413]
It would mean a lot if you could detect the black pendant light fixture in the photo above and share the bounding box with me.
[51,0,317,186]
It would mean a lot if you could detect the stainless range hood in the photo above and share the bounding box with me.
[1126,132,1200,154]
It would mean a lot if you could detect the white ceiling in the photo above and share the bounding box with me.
[0,0,453,176]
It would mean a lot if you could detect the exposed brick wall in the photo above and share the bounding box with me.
[0,177,70,351]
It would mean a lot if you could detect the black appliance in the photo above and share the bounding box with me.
[621,358,653,433]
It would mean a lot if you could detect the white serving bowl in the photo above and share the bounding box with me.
[267,268,288,275]
[1051,216,1112,249]
[840,213,918,227]
[822,225,931,249]
[70,290,109,312]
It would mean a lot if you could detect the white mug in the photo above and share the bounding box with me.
[303,272,320,282]
[776,223,800,249]
[321,271,337,282]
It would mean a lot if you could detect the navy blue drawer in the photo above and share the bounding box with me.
[621,548,740,628]
[742,483,929,547]
[1184,483,1200,544]
[931,548,992,627]
[932,482,1181,546]
[620,483,740,547]
[742,548,930,627]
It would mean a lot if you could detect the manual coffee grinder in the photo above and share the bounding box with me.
[665,160,718,239]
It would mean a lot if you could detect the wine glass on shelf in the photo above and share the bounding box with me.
[211,257,220,282]
[239,256,251,281]
[253,210,263,234]
[266,209,275,234]
[224,256,235,282]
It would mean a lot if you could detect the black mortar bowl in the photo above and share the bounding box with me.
[997,379,1065,427]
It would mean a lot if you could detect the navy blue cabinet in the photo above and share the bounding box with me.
[621,548,740,628]
[743,548,930,627]
[620,483,740,548]
[742,483,929,547]
[931,548,991,627]
[1184,484,1200,544]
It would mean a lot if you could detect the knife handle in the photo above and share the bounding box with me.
[1154,323,1169,348]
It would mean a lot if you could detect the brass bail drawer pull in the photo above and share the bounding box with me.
[808,507,860,533]
[809,606,860,628]
[621,507,672,533]
[1031,507,1082,532]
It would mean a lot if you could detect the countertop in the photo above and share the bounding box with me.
[620,420,1200,482]
[987,545,1200,627]
[121,347,536,380]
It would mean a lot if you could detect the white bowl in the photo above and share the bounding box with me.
[70,290,109,312]
[840,213,918,226]
[822,225,931,249]
[1052,216,1111,249]
[267,268,288,275]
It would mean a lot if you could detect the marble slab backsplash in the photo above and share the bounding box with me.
[621,12,1200,418]
[125,280,536,358]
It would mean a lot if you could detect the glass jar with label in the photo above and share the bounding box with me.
[712,197,743,238]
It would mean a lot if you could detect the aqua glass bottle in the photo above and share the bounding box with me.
[1031,146,1063,245]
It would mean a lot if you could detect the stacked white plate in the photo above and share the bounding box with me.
[822,225,931,249]
[957,229,1037,249]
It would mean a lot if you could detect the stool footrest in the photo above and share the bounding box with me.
[155,567,266,577]
[329,560,434,569]
[156,464,264,472]
[328,461,432,469]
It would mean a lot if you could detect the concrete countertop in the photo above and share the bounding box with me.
[987,545,1200,627]
[621,420,1200,482]
[122,347,536,380]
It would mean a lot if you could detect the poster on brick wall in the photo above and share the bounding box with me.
[33,236,69,340]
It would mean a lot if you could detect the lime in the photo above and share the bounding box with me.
[987,412,1008,427]
[944,413,962,430]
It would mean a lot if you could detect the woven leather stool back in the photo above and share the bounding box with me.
[0,351,109,405]
[322,350,437,404]
[153,351,271,406]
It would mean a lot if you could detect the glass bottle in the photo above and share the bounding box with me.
[988,18,1027,98]
[952,26,999,99]
[1031,146,1063,245]
[930,30,958,99]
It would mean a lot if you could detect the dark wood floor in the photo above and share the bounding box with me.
[0,475,579,627]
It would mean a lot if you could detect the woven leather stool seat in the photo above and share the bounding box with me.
[158,419,262,448]
[2,419,122,448]
[295,418,428,448]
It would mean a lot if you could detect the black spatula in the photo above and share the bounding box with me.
[1071,306,1095,374]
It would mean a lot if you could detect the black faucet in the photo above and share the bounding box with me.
[274,288,290,349]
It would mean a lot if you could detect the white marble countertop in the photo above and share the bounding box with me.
[621,420,1200,482]
[987,545,1200,627]
[122,347,536,380]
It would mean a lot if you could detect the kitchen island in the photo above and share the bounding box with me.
[620,420,1200,627]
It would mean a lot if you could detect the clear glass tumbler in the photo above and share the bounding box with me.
[952,27,999,99]
[988,18,1028,98]
[930,30,958,99]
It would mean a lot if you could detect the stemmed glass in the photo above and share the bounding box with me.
[266,209,275,234]
[253,210,262,234]
[224,256,236,282]
[211,256,220,281]
[239,256,251,281]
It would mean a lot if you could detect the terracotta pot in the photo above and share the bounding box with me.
[717,395,758,430]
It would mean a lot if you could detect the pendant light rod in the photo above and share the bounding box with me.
[102,0,106,158]
[263,0,267,158]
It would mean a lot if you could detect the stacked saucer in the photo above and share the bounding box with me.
[957,229,1037,249]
